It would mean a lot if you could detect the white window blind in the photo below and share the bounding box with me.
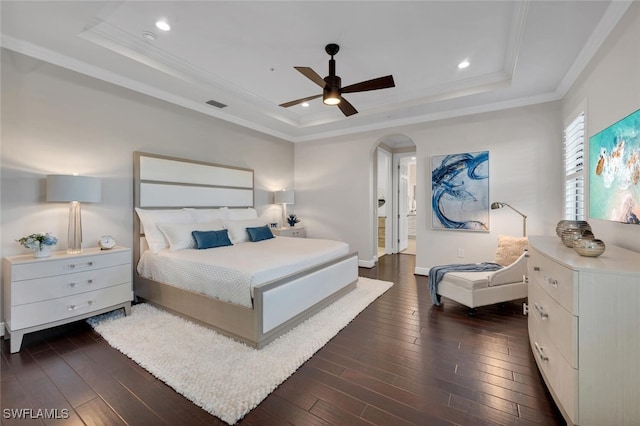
[564,112,585,220]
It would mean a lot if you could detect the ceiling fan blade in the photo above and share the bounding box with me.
[279,93,322,108]
[342,75,395,93]
[337,97,358,116]
[294,67,326,88]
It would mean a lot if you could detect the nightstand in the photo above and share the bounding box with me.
[272,227,306,238]
[2,247,133,353]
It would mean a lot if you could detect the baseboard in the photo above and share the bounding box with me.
[415,267,429,276]
[358,258,376,268]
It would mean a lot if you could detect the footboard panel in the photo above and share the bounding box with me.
[257,252,359,334]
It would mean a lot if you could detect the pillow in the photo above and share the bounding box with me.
[157,220,224,251]
[494,235,528,266]
[227,208,258,220]
[190,207,229,223]
[246,226,274,242]
[224,219,267,244]
[135,208,193,253]
[192,229,232,249]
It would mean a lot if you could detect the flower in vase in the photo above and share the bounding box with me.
[16,232,58,250]
[287,214,300,227]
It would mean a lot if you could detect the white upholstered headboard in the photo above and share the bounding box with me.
[133,151,254,264]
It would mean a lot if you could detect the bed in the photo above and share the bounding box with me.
[133,151,359,348]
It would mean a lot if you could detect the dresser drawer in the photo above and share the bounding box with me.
[528,247,578,314]
[10,282,132,330]
[529,317,579,425]
[11,264,131,306]
[529,278,578,368]
[9,249,131,281]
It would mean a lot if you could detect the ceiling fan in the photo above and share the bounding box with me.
[279,43,395,117]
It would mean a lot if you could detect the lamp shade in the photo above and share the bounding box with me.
[47,175,102,203]
[274,190,294,205]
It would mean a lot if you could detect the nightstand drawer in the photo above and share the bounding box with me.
[9,249,130,281]
[528,247,578,314]
[273,227,306,238]
[11,264,131,306]
[10,282,132,330]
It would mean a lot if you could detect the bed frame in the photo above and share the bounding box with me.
[133,152,358,348]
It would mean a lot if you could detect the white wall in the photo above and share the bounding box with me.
[295,102,562,270]
[0,49,294,328]
[562,2,640,252]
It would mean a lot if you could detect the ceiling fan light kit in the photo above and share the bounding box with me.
[280,43,395,116]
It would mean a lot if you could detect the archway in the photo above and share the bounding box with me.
[373,134,417,261]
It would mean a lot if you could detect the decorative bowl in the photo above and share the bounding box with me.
[573,238,606,257]
[561,228,594,248]
[556,220,591,238]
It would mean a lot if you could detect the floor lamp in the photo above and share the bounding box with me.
[491,202,527,237]
[274,189,294,228]
[47,175,102,253]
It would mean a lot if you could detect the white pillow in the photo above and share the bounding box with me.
[224,218,267,244]
[227,208,258,220]
[135,208,193,254]
[157,220,224,251]
[190,207,229,223]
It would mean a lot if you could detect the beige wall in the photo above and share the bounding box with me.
[1,50,294,328]
[295,102,562,270]
[562,2,640,252]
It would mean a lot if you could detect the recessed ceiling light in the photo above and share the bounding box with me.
[301,102,309,108]
[458,59,470,69]
[155,20,171,31]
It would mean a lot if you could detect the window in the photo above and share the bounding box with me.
[564,112,585,220]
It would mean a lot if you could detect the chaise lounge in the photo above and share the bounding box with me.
[430,235,529,310]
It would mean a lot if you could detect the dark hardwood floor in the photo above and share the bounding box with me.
[1,254,564,425]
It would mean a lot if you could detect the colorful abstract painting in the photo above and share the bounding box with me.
[431,151,489,231]
[589,108,640,224]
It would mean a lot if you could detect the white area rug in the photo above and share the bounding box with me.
[88,277,392,424]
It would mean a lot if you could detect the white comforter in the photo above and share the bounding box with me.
[136,236,350,308]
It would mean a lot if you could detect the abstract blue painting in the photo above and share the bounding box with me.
[589,108,640,224]
[431,151,489,231]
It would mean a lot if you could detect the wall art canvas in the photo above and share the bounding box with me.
[589,108,640,224]
[431,150,489,231]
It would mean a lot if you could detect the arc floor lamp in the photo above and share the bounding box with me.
[491,202,527,237]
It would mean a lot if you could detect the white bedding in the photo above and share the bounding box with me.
[136,236,350,308]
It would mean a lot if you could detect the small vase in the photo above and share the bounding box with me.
[33,245,51,258]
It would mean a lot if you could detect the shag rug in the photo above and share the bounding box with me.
[88,277,392,424]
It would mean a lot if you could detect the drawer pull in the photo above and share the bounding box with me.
[68,300,93,311]
[533,266,540,271]
[543,275,558,288]
[67,261,94,270]
[67,279,94,289]
[534,342,549,361]
[534,303,549,319]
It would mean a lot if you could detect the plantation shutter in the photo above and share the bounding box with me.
[564,112,585,220]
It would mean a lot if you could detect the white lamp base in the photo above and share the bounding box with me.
[67,201,83,254]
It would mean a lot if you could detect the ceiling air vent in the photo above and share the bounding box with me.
[205,99,228,109]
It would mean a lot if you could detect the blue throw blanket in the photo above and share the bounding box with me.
[429,262,503,305]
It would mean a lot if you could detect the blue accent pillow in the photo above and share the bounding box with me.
[191,229,232,249]
[246,226,274,242]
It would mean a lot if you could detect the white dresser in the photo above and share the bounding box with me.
[3,247,133,353]
[272,227,306,238]
[527,236,640,425]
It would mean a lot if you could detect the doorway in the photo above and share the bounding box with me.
[375,135,416,259]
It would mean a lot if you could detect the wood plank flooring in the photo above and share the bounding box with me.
[1,254,564,425]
